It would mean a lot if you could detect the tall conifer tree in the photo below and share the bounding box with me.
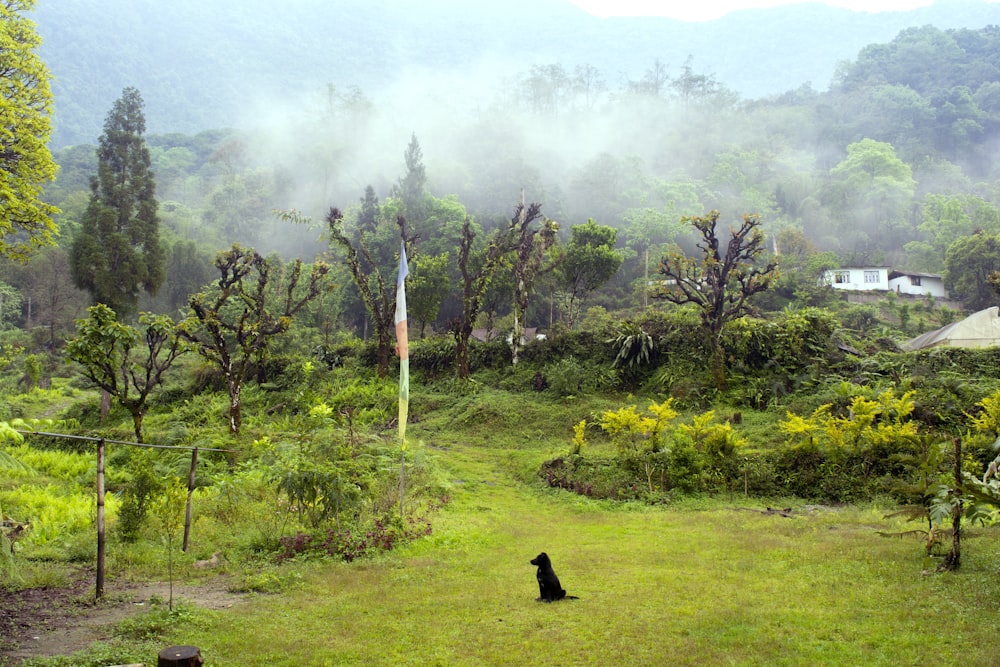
[70,87,164,319]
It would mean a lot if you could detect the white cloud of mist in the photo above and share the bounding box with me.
[569,0,940,21]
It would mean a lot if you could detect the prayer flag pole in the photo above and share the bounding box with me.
[395,241,410,516]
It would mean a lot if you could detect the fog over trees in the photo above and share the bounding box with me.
[6,1,1000,347]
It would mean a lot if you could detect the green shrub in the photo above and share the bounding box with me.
[544,356,587,397]
[117,448,166,542]
[409,335,455,377]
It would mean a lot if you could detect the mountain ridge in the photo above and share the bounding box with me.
[32,0,1000,146]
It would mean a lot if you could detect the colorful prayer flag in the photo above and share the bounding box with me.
[395,241,409,449]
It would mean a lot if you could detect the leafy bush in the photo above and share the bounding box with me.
[117,448,166,542]
[275,513,433,562]
[409,335,455,377]
[545,402,745,499]
[231,567,304,594]
[544,356,588,397]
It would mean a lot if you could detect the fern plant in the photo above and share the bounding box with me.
[610,320,654,369]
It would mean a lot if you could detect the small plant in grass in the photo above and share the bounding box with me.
[114,597,199,641]
[570,419,587,455]
[231,567,304,594]
[118,447,165,542]
[276,513,433,563]
[545,356,587,397]
[150,478,187,610]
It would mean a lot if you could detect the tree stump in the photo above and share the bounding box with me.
[157,645,203,666]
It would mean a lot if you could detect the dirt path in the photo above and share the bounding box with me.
[0,568,247,665]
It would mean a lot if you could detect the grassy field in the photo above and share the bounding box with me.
[11,388,1000,666]
[137,432,1000,667]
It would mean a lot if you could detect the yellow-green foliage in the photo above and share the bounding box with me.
[598,400,742,459]
[779,388,918,452]
[599,400,680,456]
[968,388,1000,435]
[571,419,587,455]
[675,410,747,459]
[5,444,93,481]
[1,483,119,547]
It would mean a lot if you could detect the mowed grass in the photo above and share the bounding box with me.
[157,434,1000,667]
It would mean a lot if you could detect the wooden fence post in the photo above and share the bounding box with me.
[182,447,198,552]
[96,437,106,600]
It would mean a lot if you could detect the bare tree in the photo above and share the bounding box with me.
[181,245,329,435]
[654,211,778,390]
[326,207,413,377]
[453,214,518,379]
[510,199,557,365]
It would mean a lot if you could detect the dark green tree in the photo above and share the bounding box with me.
[826,138,915,259]
[556,218,623,329]
[69,87,164,319]
[181,245,330,435]
[408,252,450,338]
[654,211,778,391]
[391,133,428,229]
[944,231,1000,310]
[164,239,215,312]
[66,303,186,442]
[0,0,60,260]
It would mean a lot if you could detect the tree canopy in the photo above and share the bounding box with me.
[0,0,59,260]
[655,211,778,390]
[69,87,164,319]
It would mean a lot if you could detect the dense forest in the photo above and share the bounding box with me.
[6,20,1000,348]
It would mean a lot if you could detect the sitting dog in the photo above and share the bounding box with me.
[530,552,578,602]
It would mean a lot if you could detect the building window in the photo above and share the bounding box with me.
[864,270,880,284]
[910,276,922,286]
[833,271,850,284]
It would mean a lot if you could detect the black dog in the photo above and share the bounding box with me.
[530,552,578,602]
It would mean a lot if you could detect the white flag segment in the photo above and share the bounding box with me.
[395,242,409,447]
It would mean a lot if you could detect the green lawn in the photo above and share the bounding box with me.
[144,436,1000,667]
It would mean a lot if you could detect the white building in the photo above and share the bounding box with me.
[887,270,947,298]
[824,267,891,292]
[823,267,947,299]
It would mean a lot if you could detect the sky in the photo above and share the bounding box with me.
[569,0,993,21]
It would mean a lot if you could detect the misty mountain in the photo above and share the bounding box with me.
[34,0,1000,147]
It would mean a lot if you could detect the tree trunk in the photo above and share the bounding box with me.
[456,331,471,379]
[227,377,241,435]
[376,328,391,378]
[100,389,111,420]
[708,335,727,391]
[130,409,143,443]
[940,436,963,571]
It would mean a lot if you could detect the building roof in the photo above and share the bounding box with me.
[888,269,943,280]
[905,306,1000,350]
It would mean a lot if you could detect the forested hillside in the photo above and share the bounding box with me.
[32,0,1000,146]
[8,11,1000,355]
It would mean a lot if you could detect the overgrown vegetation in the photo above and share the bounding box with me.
[5,12,1000,665]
